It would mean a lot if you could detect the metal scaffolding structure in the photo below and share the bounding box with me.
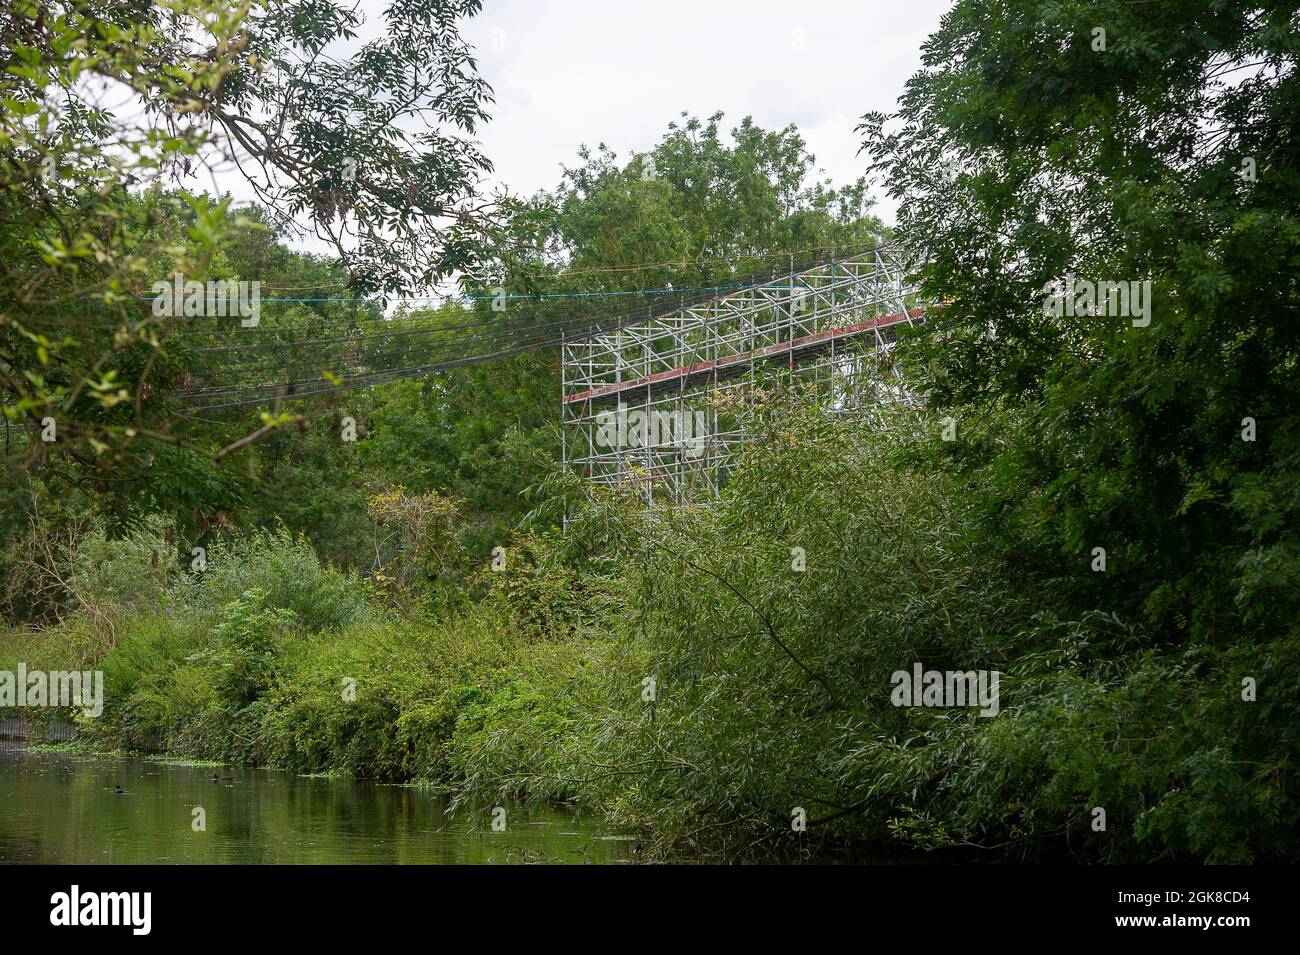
[561,246,925,507]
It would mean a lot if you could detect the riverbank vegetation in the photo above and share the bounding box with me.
[6,388,1297,862]
[4,0,1298,863]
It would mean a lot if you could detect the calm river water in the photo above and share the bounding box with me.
[0,748,633,864]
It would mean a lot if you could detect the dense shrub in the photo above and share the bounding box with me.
[9,395,1293,864]
[445,397,1299,862]
[187,591,293,707]
[173,528,371,631]
[68,520,173,618]
[484,531,600,640]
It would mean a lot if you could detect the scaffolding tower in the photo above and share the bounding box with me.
[561,246,924,507]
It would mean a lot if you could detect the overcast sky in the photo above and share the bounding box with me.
[460,0,952,222]
[215,1,954,260]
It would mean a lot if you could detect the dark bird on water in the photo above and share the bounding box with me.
[113,785,126,795]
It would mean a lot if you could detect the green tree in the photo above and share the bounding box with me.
[860,0,1300,641]
[556,111,886,289]
[1,0,493,526]
[389,113,891,539]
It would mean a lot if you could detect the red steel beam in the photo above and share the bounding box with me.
[562,306,926,405]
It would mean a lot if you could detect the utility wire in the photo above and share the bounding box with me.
[177,246,891,412]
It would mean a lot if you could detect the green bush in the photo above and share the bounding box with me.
[80,612,210,751]
[173,528,371,631]
[186,591,294,707]
[484,531,599,640]
[456,396,1299,863]
[68,520,173,617]
[447,640,602,808]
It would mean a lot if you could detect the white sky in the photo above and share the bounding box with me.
[462,0,952,221]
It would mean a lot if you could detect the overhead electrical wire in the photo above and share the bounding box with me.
[254,241,880,290]
[178,245,883,411]
[175,244,889,412]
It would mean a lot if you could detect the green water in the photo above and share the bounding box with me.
[0,749,633,864]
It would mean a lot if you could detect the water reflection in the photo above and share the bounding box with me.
[0,749,632,864]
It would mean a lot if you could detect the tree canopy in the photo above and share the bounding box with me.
[1,0,493,523]
[861,0,1300,641]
